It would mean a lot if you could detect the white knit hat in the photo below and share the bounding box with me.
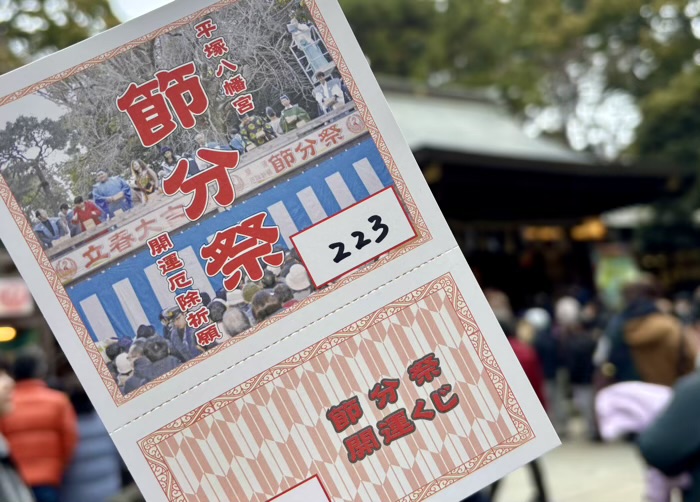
[285,264,311,292]
[523,308,551,332]
[115,353,133,375]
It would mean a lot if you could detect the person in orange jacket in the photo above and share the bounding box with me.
[0,347,77,502]
[0,355,34,502]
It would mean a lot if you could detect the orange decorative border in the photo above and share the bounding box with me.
[138,273,534,502]
[0,0,432,406]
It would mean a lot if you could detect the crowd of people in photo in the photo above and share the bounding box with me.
[4,273,700,502]
[461,274,700,502]
[101,247,314,395]
[33,73,352,251]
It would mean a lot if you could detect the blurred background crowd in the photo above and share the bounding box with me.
[4,0,700,500]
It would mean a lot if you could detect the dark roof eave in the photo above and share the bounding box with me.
[413,146,692,180]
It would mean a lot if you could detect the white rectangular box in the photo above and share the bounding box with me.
[291,187,416,288]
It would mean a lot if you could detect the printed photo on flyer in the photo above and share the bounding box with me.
[0,0,429,404]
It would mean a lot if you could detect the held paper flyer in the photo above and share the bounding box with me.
[0,0,559,500]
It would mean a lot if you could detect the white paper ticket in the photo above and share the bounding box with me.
[0,0,559,500]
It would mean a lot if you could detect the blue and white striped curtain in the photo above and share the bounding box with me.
[68,138,395,342]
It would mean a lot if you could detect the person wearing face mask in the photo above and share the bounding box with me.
[0,357,34,502]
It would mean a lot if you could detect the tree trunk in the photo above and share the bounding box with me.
[33,161,52,198]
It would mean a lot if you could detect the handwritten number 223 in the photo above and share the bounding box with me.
[329,215,389,264]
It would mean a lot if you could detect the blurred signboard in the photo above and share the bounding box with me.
[593,244,642,310]
[0,278,34,318]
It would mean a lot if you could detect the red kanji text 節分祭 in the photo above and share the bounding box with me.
[162,149,240,221]
[269,150,296,173]
[155,62,209,130]
[200,212,284,291]
[117,62,208,147]
[326,396,364,433]
[368,378,400,410]
[295,139,317,161]
[407,353,442,386]
[319,125,344,147]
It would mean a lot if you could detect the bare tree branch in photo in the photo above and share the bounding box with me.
[7,0,326,212]
[0,116,73,215]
